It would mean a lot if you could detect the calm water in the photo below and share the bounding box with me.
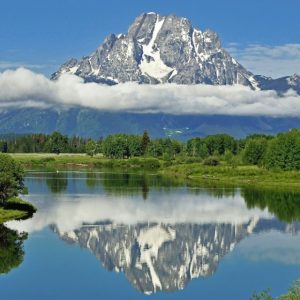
[1,171,300,300]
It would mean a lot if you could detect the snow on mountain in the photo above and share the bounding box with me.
[52,12,256,88]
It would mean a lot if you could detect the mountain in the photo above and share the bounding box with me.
[55,220,300,294]
[255,74,300,94]
[52,12,255,87]
[0,13,299,138]
[52,12,300,95]
[1,107,300,139]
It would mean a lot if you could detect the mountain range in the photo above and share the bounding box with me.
[1,12,300,138]
[52,12,300,95]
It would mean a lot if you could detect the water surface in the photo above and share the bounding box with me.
[1,171,300,299]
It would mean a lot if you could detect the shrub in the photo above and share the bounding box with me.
[6,198,36,215]
[203,156,220,166]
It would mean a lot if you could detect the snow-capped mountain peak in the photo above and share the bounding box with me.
[52,12,256,88]
[52,12,300,95]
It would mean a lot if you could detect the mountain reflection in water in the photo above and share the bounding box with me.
[6,172,300,295]
[54,220,299,295]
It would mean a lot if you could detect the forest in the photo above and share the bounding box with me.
[1,129,300,171]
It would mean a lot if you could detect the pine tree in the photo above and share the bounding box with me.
[141,130,150,155]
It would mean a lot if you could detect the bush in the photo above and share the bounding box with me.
[142,158,161,169]
[40,157,55,163]
[127,158,160,169]
[203,156,220,166]
[6,198,36,215]
[182,157,203,164]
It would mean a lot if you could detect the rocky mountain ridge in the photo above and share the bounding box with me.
[52,12,300,95]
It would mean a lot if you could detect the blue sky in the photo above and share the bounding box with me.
[1,0,300,77]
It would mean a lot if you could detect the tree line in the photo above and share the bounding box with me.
[0,132,88,154]
[1,129,300,170]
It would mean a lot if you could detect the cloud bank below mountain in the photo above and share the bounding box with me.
[1,68,300,117]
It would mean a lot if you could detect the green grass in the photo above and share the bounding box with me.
[161,163,300,189]
[0,208,28,224]
[0,197,37,224]
[10,153,162,170]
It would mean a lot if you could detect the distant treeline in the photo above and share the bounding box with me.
[0,132,88,154]
[1,129,300,170]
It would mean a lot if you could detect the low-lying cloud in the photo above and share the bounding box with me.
[0,68,300,117]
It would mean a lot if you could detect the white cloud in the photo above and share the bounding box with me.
[0,61,47,71]
[0,68,300,117]
[7,191,270,233]
[227,43,300,78]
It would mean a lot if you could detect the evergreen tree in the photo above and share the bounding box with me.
[141,130,150,155]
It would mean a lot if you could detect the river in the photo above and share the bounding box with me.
[1,171,300,299]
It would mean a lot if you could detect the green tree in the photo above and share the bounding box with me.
[45,131,68,155]
[243,138,268,165]
[85,140,98,157]
[101,134,144,158]
[187,138,209,158]
[0,154,25,206]
[102,134,129,158]
[146,141,164,157]
[205,134,236,155]
[278,279,300,299]
[265,129,300,170]
[141,130,150,155]
[250,279,300,300]
[250,289,273,300]
[0,141,8,153]
[127,135,142,157]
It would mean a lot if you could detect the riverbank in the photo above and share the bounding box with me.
[161,163,300,189]
[10,153,161,170]
[0,197,37,224]
[10,153,300,190]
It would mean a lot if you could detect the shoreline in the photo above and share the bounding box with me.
[10,153,300,191]
[0,198,37,224]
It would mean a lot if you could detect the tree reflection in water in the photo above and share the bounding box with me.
[46,172,68,194]
[0,224,27,275]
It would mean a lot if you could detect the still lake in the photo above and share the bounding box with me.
[1,171,300,299]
